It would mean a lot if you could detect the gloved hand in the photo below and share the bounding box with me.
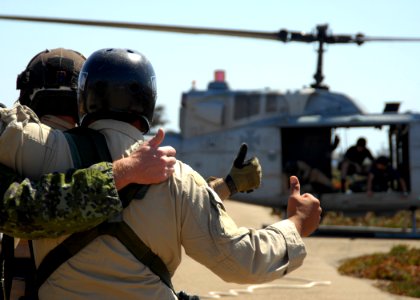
[225,143,262,195]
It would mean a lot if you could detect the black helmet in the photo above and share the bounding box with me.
[17,48,86,122]
[78,48,157,133]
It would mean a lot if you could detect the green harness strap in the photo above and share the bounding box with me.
[64,127,112,170]
[35,127,174,294]
[35,219,174,291]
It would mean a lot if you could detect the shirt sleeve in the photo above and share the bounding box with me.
[179,168,307,284]
[0,162,122,239]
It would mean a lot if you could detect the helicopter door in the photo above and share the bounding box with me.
[281,127,333,179]
[389,124,410,191]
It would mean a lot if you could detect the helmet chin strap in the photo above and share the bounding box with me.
[29,87,73,101]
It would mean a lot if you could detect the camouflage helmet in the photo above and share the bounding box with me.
[78,48,157,133]
[17,48,86,122]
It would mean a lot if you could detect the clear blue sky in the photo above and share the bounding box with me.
[1,0,420,154]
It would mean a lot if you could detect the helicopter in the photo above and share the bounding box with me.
[0,15,420,217]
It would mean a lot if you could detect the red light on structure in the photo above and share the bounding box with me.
[214,70,225,82]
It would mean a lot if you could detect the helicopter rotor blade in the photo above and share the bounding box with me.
[3,15,420,48]
[0,15,283,41]
[3,14,420,91]
[357,36,420,42]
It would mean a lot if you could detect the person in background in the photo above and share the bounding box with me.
[283,160,337,194]
[366,155,408,197]
[340,137,374,192]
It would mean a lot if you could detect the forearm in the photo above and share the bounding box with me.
[187,217,306,284]
[0,162,122,239]
[207,177,231,200]
[183,185,306,284]
[112,157,132,190]
[228,221,306,283]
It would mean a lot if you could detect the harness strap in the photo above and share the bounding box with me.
[36,127,176,295]
[64,127,113,167]
[105,222,173,290]
[64,127,149,208]
[35,221,174,291]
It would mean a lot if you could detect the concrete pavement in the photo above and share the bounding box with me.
[172,200,418,300]
[9,199,417,299]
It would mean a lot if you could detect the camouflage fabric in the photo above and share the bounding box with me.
[0,162,122,239]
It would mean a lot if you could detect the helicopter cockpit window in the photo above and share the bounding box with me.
[234,93,260,120]
[305,92,363,115]
[266,94,278,112]
[266,94,288,114]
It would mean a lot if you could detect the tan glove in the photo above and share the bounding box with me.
[225,144,262,195]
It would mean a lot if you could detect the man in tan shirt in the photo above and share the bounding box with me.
[0,48,321,299]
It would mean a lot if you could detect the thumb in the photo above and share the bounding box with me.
[233,143,248,168]
[147,128,165,148]
[289,176,301,197]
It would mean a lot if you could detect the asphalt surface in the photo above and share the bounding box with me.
[173,200,419,300]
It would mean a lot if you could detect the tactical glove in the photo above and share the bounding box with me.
[225,143,262,195]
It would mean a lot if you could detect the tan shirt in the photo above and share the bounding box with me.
[0,104,307,300]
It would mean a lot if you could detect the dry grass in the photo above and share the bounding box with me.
[338,244,420,298]
[321,210,420,229]
[272,208,420,297]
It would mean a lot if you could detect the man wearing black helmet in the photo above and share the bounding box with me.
[0,48,320,299]
[0,48,178,238]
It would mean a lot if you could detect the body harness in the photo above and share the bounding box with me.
[34,127,198,300]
